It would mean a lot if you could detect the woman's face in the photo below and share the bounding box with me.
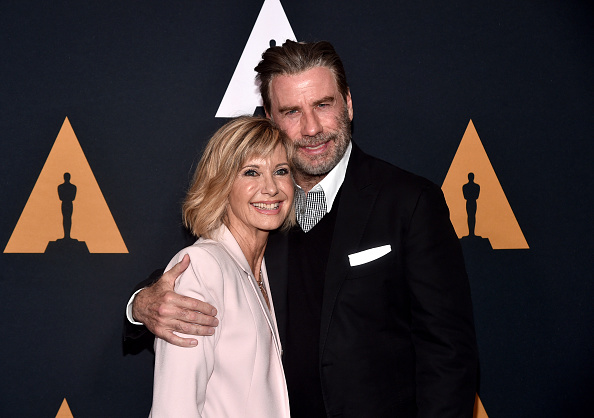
[227,145,294,236]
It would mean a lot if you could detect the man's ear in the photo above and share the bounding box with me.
[346,89,353,121]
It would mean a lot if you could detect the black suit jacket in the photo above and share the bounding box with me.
[265,143,478,417]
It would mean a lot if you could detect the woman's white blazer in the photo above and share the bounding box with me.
[149,225,290,418]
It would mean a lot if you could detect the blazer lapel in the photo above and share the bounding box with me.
[264,229,290,344]
[218,226,284,355]
[260,260,283,356]
[319,144,380,352]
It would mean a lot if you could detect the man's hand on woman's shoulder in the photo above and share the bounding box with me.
[132,254,219,348]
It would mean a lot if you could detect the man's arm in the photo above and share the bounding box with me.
[406,183,479,417]
[122,267,165,343]
[123,255,219,348]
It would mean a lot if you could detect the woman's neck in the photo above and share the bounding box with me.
[227,222,268,276]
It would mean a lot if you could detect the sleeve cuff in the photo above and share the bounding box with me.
[126,288,145,326]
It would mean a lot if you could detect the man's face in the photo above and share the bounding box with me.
[267,67,353,177]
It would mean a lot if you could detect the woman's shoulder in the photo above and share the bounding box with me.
[167,239,239,305]
[189,237,226,256]
[174,238,234,274]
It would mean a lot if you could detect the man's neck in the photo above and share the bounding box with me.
[294,141,353,196]
[294,171,328,193]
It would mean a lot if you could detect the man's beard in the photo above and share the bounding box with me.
[292,108,352,176]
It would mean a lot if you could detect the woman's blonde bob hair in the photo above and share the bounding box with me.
[182,116,295,238]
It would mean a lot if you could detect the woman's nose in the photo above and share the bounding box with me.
[262,175,279,195]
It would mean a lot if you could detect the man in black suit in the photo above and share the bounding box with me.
[125,40,478,417]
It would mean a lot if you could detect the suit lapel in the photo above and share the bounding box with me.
[319,144,380,352]
[264,144,380,351]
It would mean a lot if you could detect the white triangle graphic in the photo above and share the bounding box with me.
[215,0,296,117]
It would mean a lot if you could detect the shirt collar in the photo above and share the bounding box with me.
[297,141,352,212]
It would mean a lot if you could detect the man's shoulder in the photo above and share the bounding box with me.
[351,144,437,193]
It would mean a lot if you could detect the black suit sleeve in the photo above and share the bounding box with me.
[122,268,164,353]
[405,183,478,417]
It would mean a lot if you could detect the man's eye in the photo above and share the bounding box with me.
[243,169,258,177]
[285,110,298,116]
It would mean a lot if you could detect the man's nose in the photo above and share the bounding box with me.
[300,111,323,137]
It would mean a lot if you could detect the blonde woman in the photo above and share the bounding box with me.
[149,116,294,417]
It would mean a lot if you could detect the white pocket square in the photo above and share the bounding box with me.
[348,245,392,267]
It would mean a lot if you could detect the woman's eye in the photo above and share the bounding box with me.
[243,169,258,177]
[275,168,289,176]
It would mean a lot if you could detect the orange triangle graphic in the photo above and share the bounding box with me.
[55,398,74,418]
[473,394,489,418]
[442,120,528,249]
[4,117,128,253]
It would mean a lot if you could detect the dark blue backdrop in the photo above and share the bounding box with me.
[1,1,592,416]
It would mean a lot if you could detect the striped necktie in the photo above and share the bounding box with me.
[295,188,327,233]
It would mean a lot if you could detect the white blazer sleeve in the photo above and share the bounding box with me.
[149,247,225,418]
